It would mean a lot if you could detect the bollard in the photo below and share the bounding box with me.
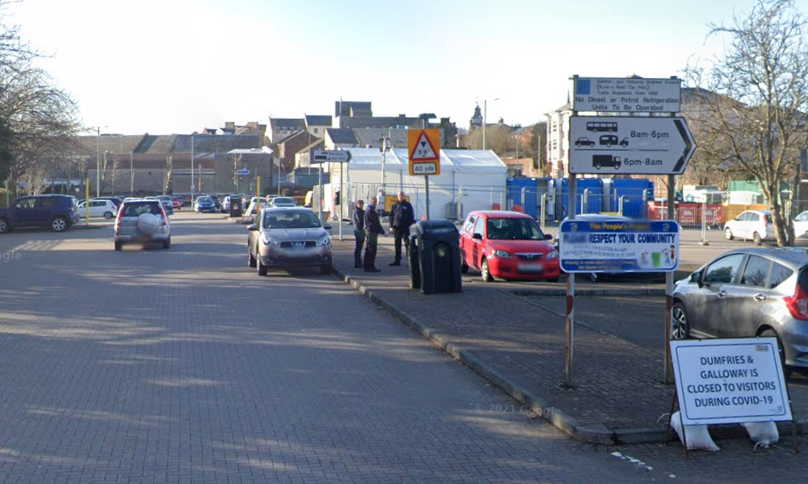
[619,195,625,216]
[540,193,547,231]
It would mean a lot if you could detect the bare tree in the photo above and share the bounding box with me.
[231,153,242,192]
[688,0,808,246]
[111,156,120,195]
[163,156,173,195]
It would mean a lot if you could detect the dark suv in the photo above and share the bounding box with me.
[0,195,81,233]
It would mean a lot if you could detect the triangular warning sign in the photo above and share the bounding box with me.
[410,131,439,161]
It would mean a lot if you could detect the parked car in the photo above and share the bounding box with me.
[194,196,216,213]
[724,210,774,245]
[247,207,333,276]
[78,199,118,219]
[458,210,560,282]
[155,195,175,216]
[114,199,170,250]
[793,211,808,239]
[270,196,296,208]
[95,197,123,210]
[171,197,182,210]
[673,247,808,376]
[209,195,221,210]
[0,195,80,233]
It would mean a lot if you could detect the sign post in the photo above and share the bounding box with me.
[408,129,441,220]
[311,150,352,233]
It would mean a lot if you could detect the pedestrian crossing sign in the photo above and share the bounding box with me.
[408,129,441,176]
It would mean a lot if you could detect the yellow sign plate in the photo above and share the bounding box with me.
[408,129,441,176]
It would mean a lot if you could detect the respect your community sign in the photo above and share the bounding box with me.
[670,338,792,426]
[559,220,679,273]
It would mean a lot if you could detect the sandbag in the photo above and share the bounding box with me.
[742,421,779,449]
[670,411,720,451]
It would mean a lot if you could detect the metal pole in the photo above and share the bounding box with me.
[380,137,387,217]
[425,175,430,220]
[96,128,100,197]
[190,136,195,201]
[318,163,323,223]
[540,193,547,231]
[665,173,675,383]
[565,174,577,387]
[521,187,526,213]
[699,198,710,246]
[619,195,625,216]
[483,100,487,150]
[85,177,90,225]
[583,188,590,213]
[256,176,260,204]
[339,161,344,241]
[277,157,281,196]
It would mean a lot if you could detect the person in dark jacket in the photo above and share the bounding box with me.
[363,197,386,272]
[352,199,365,268]
[388,191,415,266]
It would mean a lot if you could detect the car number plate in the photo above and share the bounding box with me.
[518,263,544,274]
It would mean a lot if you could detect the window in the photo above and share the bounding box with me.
[36,197,60,208]
[769,262,793,288]
[741,256,770,287]
[747,212,759,222]
[703,254,745,284]
[486,218,545,240]
[263,210,320,229]
[16,198,35,209]
[463,215,476,234]
[472,217,485,238]
[123,202,162,217]
[313,128,318,134]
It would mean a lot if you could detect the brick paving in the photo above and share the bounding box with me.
[0,214,667,484]
[330,231,808,435]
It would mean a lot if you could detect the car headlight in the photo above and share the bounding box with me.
[491,250,510,258]
[317,235,332,247]
[260,233,279,247]
[546,250,559,259]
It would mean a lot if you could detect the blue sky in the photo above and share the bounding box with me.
[8,0,761,135]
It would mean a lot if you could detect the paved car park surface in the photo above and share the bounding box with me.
[2,213,808,483]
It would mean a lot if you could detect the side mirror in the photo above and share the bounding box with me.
[691,270,703,287]
[544,233,553,241]
[247,224,258,231]
[323,224,332,230]
[472,233,483,240]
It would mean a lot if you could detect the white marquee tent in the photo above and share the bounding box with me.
[323,148,507,220]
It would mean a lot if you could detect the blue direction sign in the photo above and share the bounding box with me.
[559,219,680,273]
[237,169,250,176]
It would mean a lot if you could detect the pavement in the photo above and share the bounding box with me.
[329,228,808,444]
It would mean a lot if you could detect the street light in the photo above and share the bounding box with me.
[379,133,391,217]
[483,98,500,150]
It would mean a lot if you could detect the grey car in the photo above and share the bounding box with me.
[247,207,332,276]
[672,248,808,376]
[114,200,171,250]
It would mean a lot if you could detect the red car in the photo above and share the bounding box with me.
[459,211,560,282]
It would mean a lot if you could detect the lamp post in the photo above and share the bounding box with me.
[483,98,500,150]
[379,134,391,217]
[95,126,108,197]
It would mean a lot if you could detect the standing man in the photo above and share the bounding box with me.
[363,196,385,273]
[388,191,415,266]
[352,199,366,268]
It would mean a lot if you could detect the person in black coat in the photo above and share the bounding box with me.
[388,191,415,266]
[352,199,365,268]
[363,197,386,272]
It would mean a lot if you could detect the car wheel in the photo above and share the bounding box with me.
[753,232,762,245]
[724,227,734,240]
[163,237,171,249]
[0,218,8,234]
[114,240,122,251]
[257,251,268,276]
[51,216,68,232]
[760,329,792,380]
[481,258,494,282]
[320,264,332,275]
[104,212,113,219]
[248,245,257,267]
[671,302,689,340]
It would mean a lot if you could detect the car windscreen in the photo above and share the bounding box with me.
[197,197,212,203]
[486,218,545,240]
[122,202,162,217]
[273,197,295,204]
[263,211,321,229]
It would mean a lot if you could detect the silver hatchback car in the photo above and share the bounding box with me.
[247,207,332,276]
[673,248,808,375]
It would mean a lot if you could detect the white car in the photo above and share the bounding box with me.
[78,199,118,219]
[794,211,808,239]
[723,210,774,245]
[270,196,296,208]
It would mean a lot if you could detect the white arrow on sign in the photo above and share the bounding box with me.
[311,150,352,164]
[568,116,696,175]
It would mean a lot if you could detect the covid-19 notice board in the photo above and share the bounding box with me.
[670,338,792,426]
